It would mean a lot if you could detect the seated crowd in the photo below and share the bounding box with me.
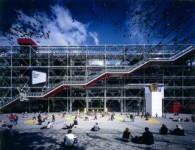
[121,123,186,145]
[159,123,186,136]
[131,127,154,145]
[2,111,190,149]
[170,124,186,136]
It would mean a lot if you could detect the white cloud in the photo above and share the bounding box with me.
[0,5,99,46]
[37,5,88,46]
[89,32,99,45]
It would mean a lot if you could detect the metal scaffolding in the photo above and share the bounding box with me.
[0,45,194,113]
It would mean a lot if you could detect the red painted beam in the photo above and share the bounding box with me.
[83,73,110,88]
[17,38,37,46]
[43,85,69,98]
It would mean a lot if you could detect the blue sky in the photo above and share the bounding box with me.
[0,0,194,46]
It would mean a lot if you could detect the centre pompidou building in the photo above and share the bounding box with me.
[0,38,194,114]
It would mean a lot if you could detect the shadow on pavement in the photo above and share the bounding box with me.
[7,131,85,150]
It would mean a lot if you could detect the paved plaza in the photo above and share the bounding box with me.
[0,112,195,150]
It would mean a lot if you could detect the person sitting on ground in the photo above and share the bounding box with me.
[91,123,100,131]
[42,115,48,122]
[159,123,168,135]
[84,116,89,121]
[47,121,53,128]
[170,124,186,136]
[110,113,114,121]
[62,123,74,130]
[184,118,190,122]
[73,119,78,125]
[141,127,154,145]
[40,121,53,129]
[64,129,78,147]
[1,122,13,129]
[145,112,151,120]
[122,128,131,142]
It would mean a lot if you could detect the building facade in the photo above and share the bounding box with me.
[0,44,194,113]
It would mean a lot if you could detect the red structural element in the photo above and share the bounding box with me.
[43,85,69,98]
[173,102,181,113]
[17,38,37,46]
[83,73,110,88]
[166,102,181,113]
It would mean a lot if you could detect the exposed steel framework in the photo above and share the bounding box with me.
[0,44,194,113]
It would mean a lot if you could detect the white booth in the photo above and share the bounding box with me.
[145,84,164,117]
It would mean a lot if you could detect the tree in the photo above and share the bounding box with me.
[2,10,50,45]
[86,0,194,45]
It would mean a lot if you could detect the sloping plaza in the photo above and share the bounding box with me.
[0,112,194,150]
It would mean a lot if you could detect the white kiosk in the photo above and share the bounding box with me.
[145,83,164,117]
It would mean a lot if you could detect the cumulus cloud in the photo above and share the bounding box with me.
[89,32,99,45]
[41,5,88,46]
[0,5,99,46]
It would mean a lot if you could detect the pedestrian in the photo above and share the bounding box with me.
[37,114,42,125]
[13,113,18,126]
[111,112,115,120]
[130,114,134,122]
[94,112,97,120]
[191,114,195,124]
[8,114,14,126]
[52,114,55,122]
